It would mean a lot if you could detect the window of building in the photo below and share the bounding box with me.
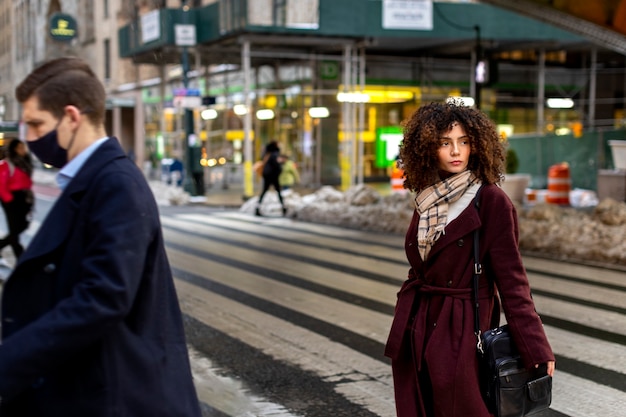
[246,0,319,29]
[104,39,111,81]
[273,0,286,26]
[81,0,95,42]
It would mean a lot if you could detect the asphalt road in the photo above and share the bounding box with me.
[5,192,626,416]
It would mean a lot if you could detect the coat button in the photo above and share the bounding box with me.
[43,264,56,274]
[447,280,453,287]
[457,239,464,247]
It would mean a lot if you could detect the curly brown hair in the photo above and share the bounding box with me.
[399,100,505,193]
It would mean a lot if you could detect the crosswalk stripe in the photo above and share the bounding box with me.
[523,256,626,284]
[544,326,626,374]
[549,370,626,417]
[528,274,626,312]
[533,295,626,337]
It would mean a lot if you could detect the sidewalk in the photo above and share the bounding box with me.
[198,183,327,208]
[195,183,247,208]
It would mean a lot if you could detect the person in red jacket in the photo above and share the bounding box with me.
[0,138,34,262]
[384,100,555,417]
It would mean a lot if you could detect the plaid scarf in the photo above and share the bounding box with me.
[415,170,477,261]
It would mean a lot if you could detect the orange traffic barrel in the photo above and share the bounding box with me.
[390,166,406,193]
[546,163,571,205]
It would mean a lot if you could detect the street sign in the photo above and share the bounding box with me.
[173,88,201,97]
[141,9,161,44]
[0,121,19,133]
[49,13,78,42]
[173,96,202,109]
[175,24,196,46]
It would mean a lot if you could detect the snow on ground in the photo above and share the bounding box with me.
[242,184,626,267]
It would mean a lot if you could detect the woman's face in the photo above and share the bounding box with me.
[14,142,27,157]
[437,122,471,174]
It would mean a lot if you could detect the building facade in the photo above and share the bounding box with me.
[0,0,625,193]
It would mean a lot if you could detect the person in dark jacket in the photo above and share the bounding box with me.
[0,138,34,261]
[256,140,287,216]
[0,57,202,416]
[384,100,555,417]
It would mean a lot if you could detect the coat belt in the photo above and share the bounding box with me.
[384,278,491,361]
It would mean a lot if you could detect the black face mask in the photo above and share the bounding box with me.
[27,124,67,169]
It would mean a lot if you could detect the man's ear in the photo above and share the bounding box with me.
[63,105,82,125]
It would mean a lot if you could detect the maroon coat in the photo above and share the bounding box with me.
[385,184,554,417]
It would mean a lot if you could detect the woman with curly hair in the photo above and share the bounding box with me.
[384,101,554,417]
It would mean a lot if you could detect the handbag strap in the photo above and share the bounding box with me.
[472,186,484,354]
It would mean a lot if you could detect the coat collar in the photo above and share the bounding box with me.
[16,138,125,265]
[62,137,125,196]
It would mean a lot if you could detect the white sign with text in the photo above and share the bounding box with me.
[382,0,433,30]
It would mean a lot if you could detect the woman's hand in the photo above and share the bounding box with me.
[536,361,555,377]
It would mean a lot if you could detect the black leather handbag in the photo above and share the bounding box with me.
[479,325,552,417]
[471,190,552,417]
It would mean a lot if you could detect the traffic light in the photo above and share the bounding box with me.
[475,60,489,84]
[475,59,498,86]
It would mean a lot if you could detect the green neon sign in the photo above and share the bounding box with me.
[375,126,403,168]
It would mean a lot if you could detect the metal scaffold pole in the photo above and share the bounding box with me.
[357,46,365,185]
[341,43,353,190]
[242,40,254,199]
[180,0,197,195]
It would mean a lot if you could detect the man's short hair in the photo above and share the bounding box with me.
[15,56,106,126]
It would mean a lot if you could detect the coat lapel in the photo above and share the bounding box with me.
[427,202,481,260]
[17,138,125,265]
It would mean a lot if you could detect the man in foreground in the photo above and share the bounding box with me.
[0,56,202,416]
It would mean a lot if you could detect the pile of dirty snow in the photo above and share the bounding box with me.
[242,184,626,266]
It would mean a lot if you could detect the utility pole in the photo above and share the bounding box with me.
[474,25,482,110]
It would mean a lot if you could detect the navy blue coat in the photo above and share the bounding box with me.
[0,138,201,416]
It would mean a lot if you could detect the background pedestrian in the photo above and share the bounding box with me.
[256,140,287,216]
[279,153,300,190]
[0,138,34,264]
